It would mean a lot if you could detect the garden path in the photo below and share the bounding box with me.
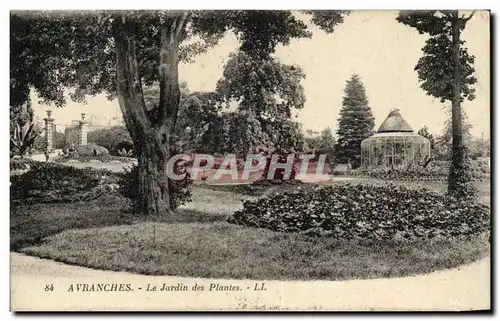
[10,252,490,311]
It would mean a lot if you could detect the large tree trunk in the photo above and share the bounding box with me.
[451,12,463,151]
[113,13,188,215]
[448,11,466,196]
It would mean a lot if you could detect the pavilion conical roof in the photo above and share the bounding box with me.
[377,109,413,133]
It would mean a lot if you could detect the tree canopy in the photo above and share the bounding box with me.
[396,10,477,103]
[10,10,351,214]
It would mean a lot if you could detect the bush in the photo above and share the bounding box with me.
[10,162,119,204]
[87,126,133,156]
[75,144,109,157]
[10,158,37,172]
[229,183,490,241]
[261,153,300,181]
[53,155,135,163]
[334,160,489,182]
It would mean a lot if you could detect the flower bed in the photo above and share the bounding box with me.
[10,162,120,205]
[333,160,489,182]
[53,155,136,164]
[229,183,490,241]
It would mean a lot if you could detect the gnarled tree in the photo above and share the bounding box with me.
[10,10,349,214]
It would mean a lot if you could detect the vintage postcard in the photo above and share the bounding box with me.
[9,9,491,311]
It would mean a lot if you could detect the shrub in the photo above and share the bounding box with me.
[76,144,109,157]
[53,155,135,163]
[10,158,37,172]
[261,153,300,181]
[87,126,133,156]
[334,160,489,182]
[229,183,490,241]
[10,162,119,204]
[115,141,135,156]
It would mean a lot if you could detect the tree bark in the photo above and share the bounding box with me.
[451,11,463,151]
[448,10,465,195]
[113,13,187,215]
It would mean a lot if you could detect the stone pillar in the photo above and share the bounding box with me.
[78,113,88,146]
[43,110,55,152]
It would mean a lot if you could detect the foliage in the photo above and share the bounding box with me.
[447,145,478,199]
[335,159,489,182]
[468,136,490,159]
[10,100,33,134]
[263,120,305,154]
[215,51,308,154]
[259,153,301,182]
[335,74,375,168]
[305,127,336,166]
[53,155,135,163]
[117,148,134,157]
[397,11,477,103]
[217,51,306,120]
[10,161,119,204]
[75,143,109,157]
[10,122,41,158]
[87,126,133,156]
[396,10,477,199]
[63,126,79,147]
[417,126,435,149]
[142,81,220,151]
[10,158,37,172]
[10,10,350,215]
[37,130,66,150]
[230,183,490,240]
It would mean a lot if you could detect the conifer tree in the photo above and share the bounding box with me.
[335,74,375,168]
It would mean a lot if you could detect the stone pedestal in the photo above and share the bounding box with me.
[43,116,55,152]
[78,120,88,146]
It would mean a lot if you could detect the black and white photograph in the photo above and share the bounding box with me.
[8,8,491,311]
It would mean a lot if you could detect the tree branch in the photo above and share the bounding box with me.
[157,11,190,133]
[179,92,198,109]
[461,10,475,22]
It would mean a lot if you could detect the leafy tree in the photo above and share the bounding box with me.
[87,126,133,155]
[417,126,435,150]
[63,126,79,148]
[215,51,308,154]
[335,74,375,168]
[262,119,305,154]
[318,128,335,149]
[10,10,349,214]
[142,81,221,152]
[397,10,477,199]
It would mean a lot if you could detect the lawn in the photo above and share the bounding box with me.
[20,221,489,281]
[11,179,490,281]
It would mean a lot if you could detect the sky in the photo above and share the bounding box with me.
[31,10,490,138]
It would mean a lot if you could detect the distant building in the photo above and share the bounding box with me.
[361,109,431,169]
[304,129,321,139]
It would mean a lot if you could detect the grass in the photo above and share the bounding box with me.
[20,221,489,280]
[10,187,246,251]
[11,180,491,280]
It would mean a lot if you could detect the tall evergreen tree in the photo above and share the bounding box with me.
[335,74,375,168]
